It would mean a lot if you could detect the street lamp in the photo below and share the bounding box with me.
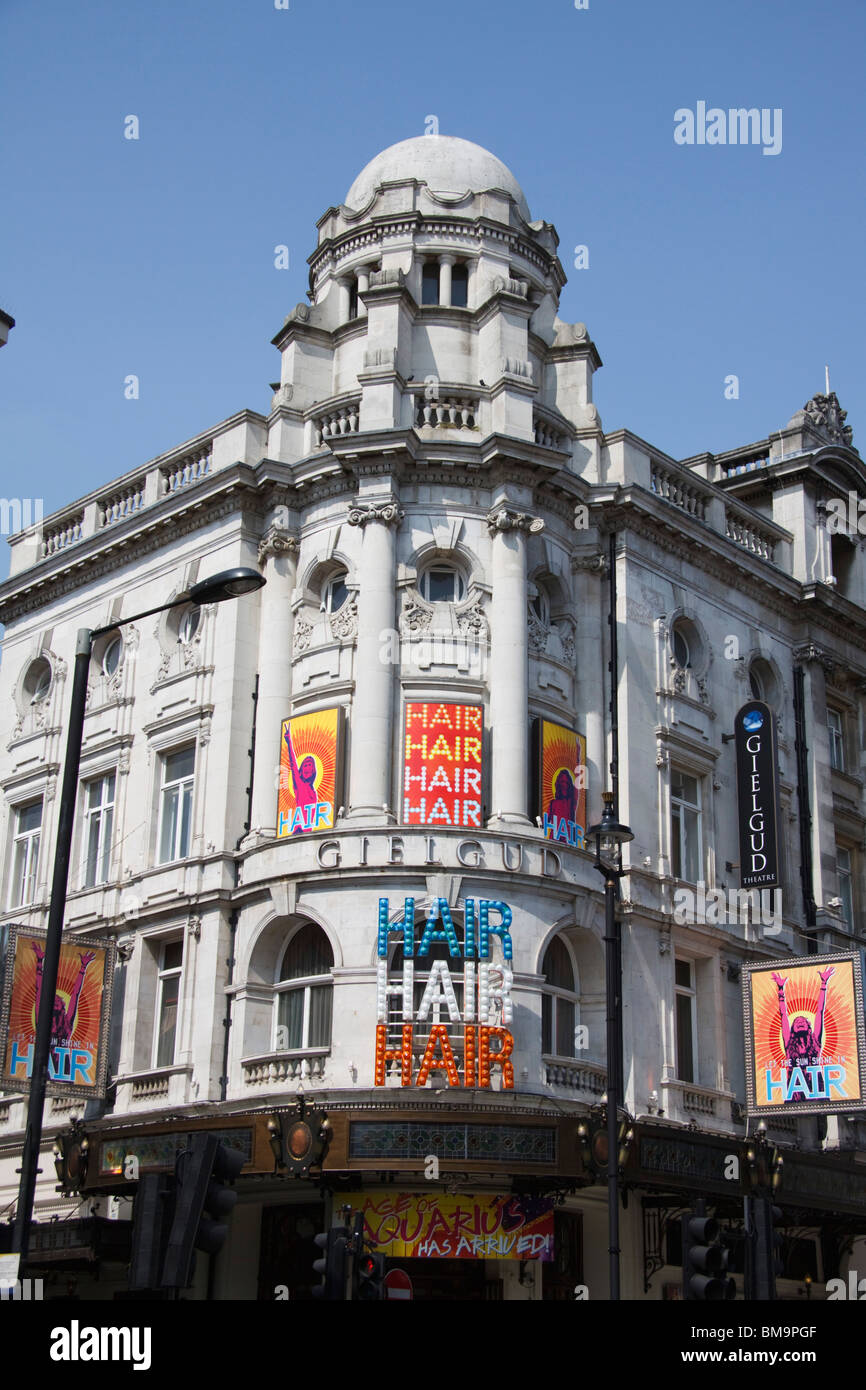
[10,568,265,1269]
[586,790,633,1302]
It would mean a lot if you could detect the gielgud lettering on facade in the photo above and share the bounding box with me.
[374,896,514,1089]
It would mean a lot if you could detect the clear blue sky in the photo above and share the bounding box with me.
[1,0,863,558]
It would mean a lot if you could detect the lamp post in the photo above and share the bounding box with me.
[587,790,633,1302]
[10,568,265,1270]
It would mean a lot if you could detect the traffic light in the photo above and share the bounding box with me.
[353,1248,385,1301]
[682,1210,736,1301]
[751,1198,784,1301]
[312,1227,348,1300]
[128,1173,173,1292]
[161,1133,245,1289]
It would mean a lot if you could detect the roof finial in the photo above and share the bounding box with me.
[825,364,831,396]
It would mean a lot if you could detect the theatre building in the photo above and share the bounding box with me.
[1,136,866,1301]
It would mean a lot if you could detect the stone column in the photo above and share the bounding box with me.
[247,525,298,840]
[346,499,403,822]
[356,266,370,318]
[336,277,351,325]
[438,254,455,307]
[487,506,543,827]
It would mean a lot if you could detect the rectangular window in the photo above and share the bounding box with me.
[10,801,42,909]
[154,940,183,1067]
[828,709,845,772]
[671,771,702,883]
[674,958,696,1084]
[837,846,854,930]
[83,772,116,888]
[159,746,195,864]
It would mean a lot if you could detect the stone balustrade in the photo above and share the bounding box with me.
[312,397,360,446]
[725,506,776,563]
[543,1057,607,1095]
[160,445,212,495]
[42,510,84,558]
[100,479,147,527]
[242,1050,328,1086]
[650,461,708,521]
[414,393,479,430]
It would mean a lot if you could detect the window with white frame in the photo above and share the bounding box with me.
[82,772,115,888]
[178,606,201,644]
[674,957,697,1083]
[541,935,578,1058]
[671,770,702,883]
[158,746,195,864]
[154,940,183,1067]
[828,708,845,772]
[837,845,854,930]
[321,572,349,614]
[274,922,334,1052]
[418,563,466,604]
[9,801,42,908]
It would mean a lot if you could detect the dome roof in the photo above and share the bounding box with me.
[344,136,531,221]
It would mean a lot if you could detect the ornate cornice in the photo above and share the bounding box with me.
[347,500,404,528]
[485,507,544,537]
[793,642,837,675]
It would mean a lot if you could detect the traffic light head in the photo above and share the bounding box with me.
[354,1249,385,1301]
[161,1134,245,1288]
[312,1228,348,1300]
[682,1211,736,1301]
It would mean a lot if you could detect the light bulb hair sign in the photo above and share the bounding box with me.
[375,896,514,1090]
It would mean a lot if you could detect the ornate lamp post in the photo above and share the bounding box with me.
[11,568,265,1270]
[587,790,633,1301]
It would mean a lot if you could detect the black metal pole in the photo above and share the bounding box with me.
[604,870,621,1301]
[11,628,92,1267]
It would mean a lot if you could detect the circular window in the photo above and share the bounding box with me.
[25,657,52,704]
[102,636,122,677]
[672,625,691,669]
[322,573,349,613]
[178,607,201,644]
[419,564,466,604]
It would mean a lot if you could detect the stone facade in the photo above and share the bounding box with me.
[0,137,865,1300]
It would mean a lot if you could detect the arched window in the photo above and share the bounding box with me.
[541,935,578,1058]
[322,571,349,613]
[274,922,334,1051]
[102,634,123,677]
[178,606,201,644]
[25,657,52,704]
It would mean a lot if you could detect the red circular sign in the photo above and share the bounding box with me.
[384,1269,413,1300]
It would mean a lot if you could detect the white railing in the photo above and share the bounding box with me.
[650,462,708,521]
[725,507,776,563]
[242,1051,328,1086]
[130,1073,171,1101]
[534,410,568,450]
[415,393,479,430]
[544,1058,607,1094]
[723,457,768,477]
[99,478,146,527]
[160,445,212,495]
[312,397,360,446]
[42,511,84,558]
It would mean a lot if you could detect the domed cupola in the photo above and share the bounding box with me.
[268,134,602,475]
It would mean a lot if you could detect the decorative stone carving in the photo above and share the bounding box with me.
[572,553,607,573]
[116,939,135,963]
[485,508,544,537]
[118,747,131,775]
[362,346,397,369]
[258,527,298,565]
[368,268,404,290]
[329,598,358,640]
[199,715,212,747]
[493,276,528,299]
[527,607,549,657]
[270,383,293,410]
[499,356,533,379]
[696,676,710,705]
[793,642,836,676]
[293,617,313,654]
[187,915,202,941]
[401,595,433,635]
[347,501,404,528]
[671,663,687,694]
[557,620,576,665]
[656,748,669,769]
[455,601,488,638]
[801,391,854,448]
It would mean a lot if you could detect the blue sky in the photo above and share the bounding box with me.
[1,0,863,560]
